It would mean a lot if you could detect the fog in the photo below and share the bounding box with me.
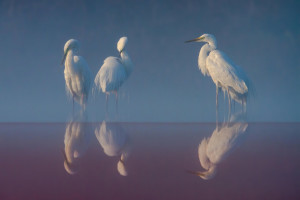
[0,0,299,122]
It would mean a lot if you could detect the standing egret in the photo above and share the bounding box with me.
[185,34,250,111]
[94,37,134,113]
[62,39,92,111]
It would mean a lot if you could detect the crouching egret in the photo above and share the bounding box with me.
[62,39,92,111]
[185,34,251,112]
[94,37,134,113]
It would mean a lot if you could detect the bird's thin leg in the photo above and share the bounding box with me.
[216,86,219,108]
[227,88,231,121]
[233,100,236,112]
[216,109,219,131]
[81,95,85,111]
[223,90,226,123]
[241,99,243,113]
[115,92,118,114]
[242,99,247,114]
[72,97,75,116]
[216,84,219,125]
[223,90,226,110]
[105,93,109,117]
[227,88,231,111]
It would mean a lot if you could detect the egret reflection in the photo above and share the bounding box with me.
[95,121,130,176]
[63,113,91,174]
[188,112,248,180]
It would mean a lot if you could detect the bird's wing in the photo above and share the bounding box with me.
[207,50,248,94]
[95,122,126,156]
[94,56,127,93]
[207,122,248,164]
[64,68,74,98]
[235,64,254,96]
[73,56,92,98]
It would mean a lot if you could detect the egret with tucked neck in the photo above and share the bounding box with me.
[94,36,134,114]
[185,34,251,113]
[62,39,92,112]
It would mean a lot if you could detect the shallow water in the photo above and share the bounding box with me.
[0,122,299,199]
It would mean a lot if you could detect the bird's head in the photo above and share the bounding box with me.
[117,36,128,54]
[62,149,78,175]
[186,165,217,180]
[117,159,128,176]
[61,39,80,65]
[185,33,217,46]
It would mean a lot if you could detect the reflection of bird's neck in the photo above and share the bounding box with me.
[120,50,133,77]
[198,43,215,76]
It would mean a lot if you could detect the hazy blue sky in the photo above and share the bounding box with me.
[0,0,299,122]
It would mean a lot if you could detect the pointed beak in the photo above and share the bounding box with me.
[186,169,209,179]
[186,169,204,176]
[61,49,69,65]
[62,149,71,167]
[185,36,204,43]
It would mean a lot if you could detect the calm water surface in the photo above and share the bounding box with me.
[0,122,299,200]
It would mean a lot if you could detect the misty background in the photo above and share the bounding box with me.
[0,0,299,122]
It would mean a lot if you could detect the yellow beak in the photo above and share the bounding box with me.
[61,48,69,65]
[185,36,204,43]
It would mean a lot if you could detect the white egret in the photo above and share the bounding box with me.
[94,37,134,112]
[188,113,248,180]
[95,121,130,176]
[62,39,92,111]
[185,34,251,111]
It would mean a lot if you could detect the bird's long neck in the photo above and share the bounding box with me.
[198,42,217,76]
[65,50,78,72]
[120,51,133,77]
[65,50,75,68]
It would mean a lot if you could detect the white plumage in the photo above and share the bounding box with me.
[188,113,248,180]
[95,121,127,157]
[63,114,91,174]
[95,57,127,93]
[186,34,251,110]
[94,37,133,111]
[62,39,92,111]
[95,121,130,176]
